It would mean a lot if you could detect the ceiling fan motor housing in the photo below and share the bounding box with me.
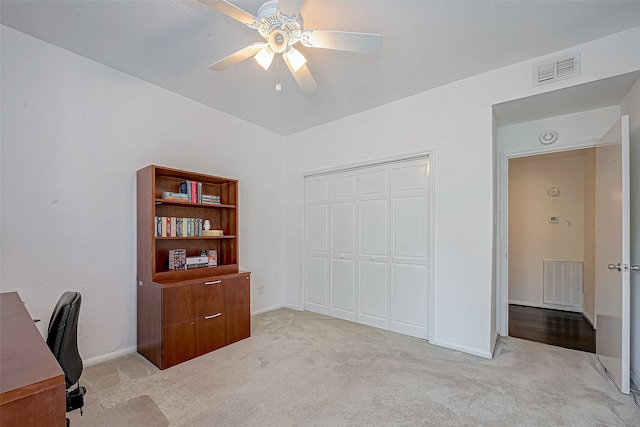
[257,0,303,52]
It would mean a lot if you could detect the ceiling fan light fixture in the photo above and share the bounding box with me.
[285,47,307,72]
[254,46,275,70]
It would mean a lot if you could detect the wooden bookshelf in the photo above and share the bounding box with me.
[136,165,250,369]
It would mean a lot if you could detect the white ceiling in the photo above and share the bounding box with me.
[2,1,640,135]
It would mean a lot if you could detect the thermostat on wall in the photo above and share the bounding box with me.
[547,187,560,197]
[549,215,559,223]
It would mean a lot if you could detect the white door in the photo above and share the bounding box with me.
[329,171,357,321]
[595,115,630,394]
[358,164,391,330]
[390,159,430,338]
[305,175,330,314]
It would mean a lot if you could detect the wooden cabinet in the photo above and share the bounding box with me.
[136,165,250,369]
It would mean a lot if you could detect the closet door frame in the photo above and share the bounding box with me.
[301,150,436,340]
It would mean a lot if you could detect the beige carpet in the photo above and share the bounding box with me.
[73,308,639,426]
[67,394,168,426]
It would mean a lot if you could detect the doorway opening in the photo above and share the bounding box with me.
[506,148,596,352]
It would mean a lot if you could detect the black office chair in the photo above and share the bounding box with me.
[46,292,86,426]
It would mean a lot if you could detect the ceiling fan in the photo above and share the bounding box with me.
[198,0,383,93]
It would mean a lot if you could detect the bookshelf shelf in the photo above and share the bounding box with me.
[155,235,236,240]
[154,199,236,209]
[136,165,250,370]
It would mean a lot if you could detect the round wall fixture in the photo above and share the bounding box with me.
[539,130,558,145]
[547,187,560,197]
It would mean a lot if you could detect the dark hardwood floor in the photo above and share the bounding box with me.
[509,304,596,353]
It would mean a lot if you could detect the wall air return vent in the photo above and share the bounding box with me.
[533,53,580,86]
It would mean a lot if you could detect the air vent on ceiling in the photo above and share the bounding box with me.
[533,53,580,86]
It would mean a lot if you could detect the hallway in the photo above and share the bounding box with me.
[509,304,596,353]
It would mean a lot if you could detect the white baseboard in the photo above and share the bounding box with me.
[251,304,284,316]
[509,300,582,313]
[429,338,493,359]
[83,345,137,367]
[284,303,302,311]
[582,310,595,329]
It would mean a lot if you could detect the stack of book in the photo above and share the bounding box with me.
[168,249,186,270]
[203,229,224,237]
[201,194,221,205]
[155,217,204,237]
[186,255,208,269]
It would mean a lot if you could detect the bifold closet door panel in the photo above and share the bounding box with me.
[358,165,390,329]
[329,171,357,321]
[305,176,330,314]
[390,159,430,339]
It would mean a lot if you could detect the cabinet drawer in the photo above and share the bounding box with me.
[162,320,197,369]
[162,278,225,324]
[199,279,224,316]
[197,313,226,356]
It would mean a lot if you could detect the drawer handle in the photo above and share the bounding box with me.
[204,280,222,285]
[204,313,222,320]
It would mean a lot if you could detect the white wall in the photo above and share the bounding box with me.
[508,150,591,310]
[0,26,286,362]
[3,23,640,364]
[621,75,640,389]
[284,27,640,358]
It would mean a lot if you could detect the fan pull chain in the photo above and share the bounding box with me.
[275,55,282,92]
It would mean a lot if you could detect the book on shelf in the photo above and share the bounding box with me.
[201,194,221,205]
[186,255,208,265]
[187,263,208,269]
[203,229,224,237]
[179,181,191,202]
[176,217,183,237]
[189,181,196,203]
[186,255,208,269]
[201,249,218,267]
[161,192,188,202]
[168,249,186,270]
[155,217,205,238]
[198,182,202,203]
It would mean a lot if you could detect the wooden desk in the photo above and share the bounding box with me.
[0,292,66,426]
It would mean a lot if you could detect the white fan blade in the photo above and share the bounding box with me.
[198,0,259,26]
[209,43,266,71]
[301,30,383,53]
[277,0,305,18]
[284,55,318,93]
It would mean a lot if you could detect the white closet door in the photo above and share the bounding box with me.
[329,172,357,321]
[305,176,330,314]
[304,156,430,340]
[390,158,430,339]
[358,164,390,329]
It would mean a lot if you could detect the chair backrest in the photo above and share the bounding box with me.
[46,291,83,388]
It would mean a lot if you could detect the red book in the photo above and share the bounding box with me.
[166,217,171,237]
[191,181,197,203]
